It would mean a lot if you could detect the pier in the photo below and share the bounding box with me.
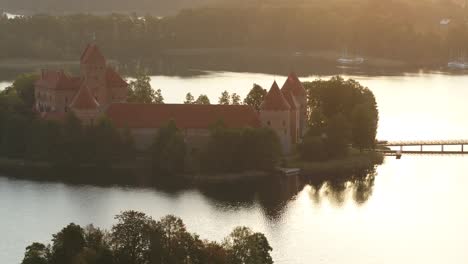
[378,140,468,155]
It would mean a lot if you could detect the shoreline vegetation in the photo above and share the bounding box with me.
[0,150,384,186]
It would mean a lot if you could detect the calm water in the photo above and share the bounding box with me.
[2,71,468,263]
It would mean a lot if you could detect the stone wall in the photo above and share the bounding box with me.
[259,110,291,154]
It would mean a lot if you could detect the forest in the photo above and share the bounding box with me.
[20,210,273,264]
[1,0,468,65]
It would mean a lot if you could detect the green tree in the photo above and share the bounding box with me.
[0,113,28,158]
[302,76,379,160]
[120,126,136,160]
[201,126,280,173]
[51,112,85,167]
[11,73,38,109]
[49,223,86,264]
[111,211,155,264]
[88,117,122,167]
[218,91,230,105]
[243,84,267,111]
[224,227,273,264]
[200,242,229,264]
[231,93,241,105]
[154,89,164,104]
[81,225,114,264]
[351,103,378,150]
[128,72,163,104]
[25,119,60,161]
[151,120,186,176]
[325,113,352,158]
[21,243,49,264]
[184,92,195,104]
[150,215,203,264]
[194,94,210,105]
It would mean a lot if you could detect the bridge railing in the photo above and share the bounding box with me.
[379,140,468,146]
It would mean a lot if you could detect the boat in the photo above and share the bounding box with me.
[448,60,468,70]
[337,48,365,65]
[337,57,365,65]
[447,51,468,70]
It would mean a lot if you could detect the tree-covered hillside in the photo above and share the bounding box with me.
[1,0,465,16]
[0,0,467,64]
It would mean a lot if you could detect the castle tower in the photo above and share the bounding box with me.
[282,89,300,145]
[260,81,292,154]
[80,43,108,106]
[69,83,100,125]
[281,73,307,138]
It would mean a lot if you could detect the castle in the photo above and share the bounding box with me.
[35,44,308,154]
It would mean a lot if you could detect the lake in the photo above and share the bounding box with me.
[2,71,468,263]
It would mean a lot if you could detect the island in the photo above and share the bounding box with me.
[0,44,382,186]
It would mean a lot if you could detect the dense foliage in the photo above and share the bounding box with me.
[0,1,466,63]
[299,76,378,161]
[150,120,186,176]
[21,211,273,264]
[184,93,211,105]
[201,123,281,173]
[243,84,267,111]
[128,72,164,104]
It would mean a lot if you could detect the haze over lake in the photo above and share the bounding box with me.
[2,71,468,263]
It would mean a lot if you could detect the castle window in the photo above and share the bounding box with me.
[282,120,286,127]
[267,121,271,126]
[284,129,287,135]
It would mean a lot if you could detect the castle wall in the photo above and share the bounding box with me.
[259,110,291,154]
[126,128,211,151]
[71,109,100,126]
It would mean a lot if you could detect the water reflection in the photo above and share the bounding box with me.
[307,168,377,206]
[177,166,379,220]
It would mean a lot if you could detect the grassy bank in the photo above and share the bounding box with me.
[286,150,384,176]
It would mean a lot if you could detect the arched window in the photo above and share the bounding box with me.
[267,121,271,126]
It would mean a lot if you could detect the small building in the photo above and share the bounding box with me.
[35,44,308,155]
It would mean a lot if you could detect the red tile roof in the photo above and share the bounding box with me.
[35,70,82,91]
[105,103,261,129]
[281,72,306,97]
[106,67,128,88]
[260,81,291,111]
[282,90,298,110]
[80,43,106,64]
[70,84,100,110]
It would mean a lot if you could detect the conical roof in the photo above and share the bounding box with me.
[70,84,100,110]
[80,43,106,64]
[260,81,291,111]
[281,72,306,97]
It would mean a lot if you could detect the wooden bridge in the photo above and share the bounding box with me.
[377,140,468,155]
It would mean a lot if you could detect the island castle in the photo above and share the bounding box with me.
[34,44,308,154]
